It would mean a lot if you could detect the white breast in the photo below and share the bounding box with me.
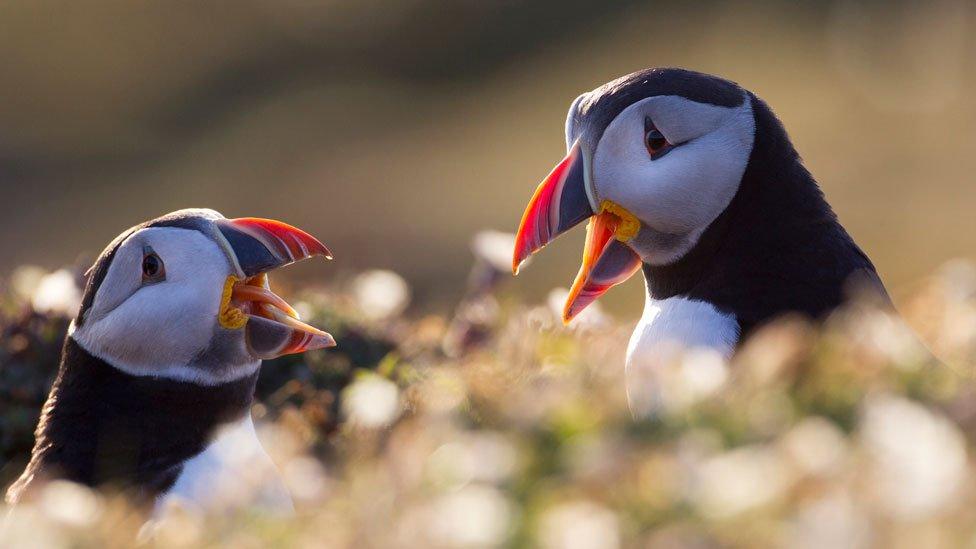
[155,415,293,516]
[626,295,739,418]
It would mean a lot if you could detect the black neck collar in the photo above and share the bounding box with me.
[8,337,257,504]
[641,93,882,337]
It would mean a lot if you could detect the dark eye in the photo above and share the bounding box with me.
[142,248,165,282]
[644,116,673,160]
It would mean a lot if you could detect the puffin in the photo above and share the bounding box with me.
[5,209,335,514]
[513,68,889,415]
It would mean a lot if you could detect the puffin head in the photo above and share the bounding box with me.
[69,208,335,385]
[513,68,756,322]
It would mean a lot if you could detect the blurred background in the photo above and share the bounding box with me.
[0,0,973,317]
[3,3,976,547]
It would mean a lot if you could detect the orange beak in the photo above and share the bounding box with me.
[562,209,642,323]
[513,141,642,323]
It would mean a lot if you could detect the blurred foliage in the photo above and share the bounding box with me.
[0,307,66,489]
[0,276,399,490]
[2,260,976,547]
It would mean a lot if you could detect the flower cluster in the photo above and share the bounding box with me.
[2,257,976,548]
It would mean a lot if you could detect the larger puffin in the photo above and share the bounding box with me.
[513,68,889,414]
[6,209,335,514]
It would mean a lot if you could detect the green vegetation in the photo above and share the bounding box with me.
[2,261,975,548]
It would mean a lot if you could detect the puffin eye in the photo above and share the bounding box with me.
[644,116,673,160]
[142,247,165,283]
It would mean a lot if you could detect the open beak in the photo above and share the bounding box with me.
[215,217,336,358]
[513,141,642,324]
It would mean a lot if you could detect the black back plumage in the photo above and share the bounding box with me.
[6,339,257,505]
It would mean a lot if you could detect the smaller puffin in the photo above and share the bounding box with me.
[513,68,890,415]
[6,209,335,514]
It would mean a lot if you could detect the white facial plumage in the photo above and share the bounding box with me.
[587,95,756,265]
[70,226,259,385]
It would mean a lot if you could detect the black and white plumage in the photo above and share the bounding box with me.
[513,68,890,415]
[6,209,335,513]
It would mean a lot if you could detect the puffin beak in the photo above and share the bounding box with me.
[512,141,594,274]
[215,217,336,358]
[216,217,333,277]
[513,142,642,323]
[562,212,642,323]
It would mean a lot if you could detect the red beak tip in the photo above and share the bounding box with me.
[512,248,535,276]
[305,240,333,260]
[228,216,333,264]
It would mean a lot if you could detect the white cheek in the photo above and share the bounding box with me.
[639,128,750,231]
[80,281,221,370]
[593,96,755,236]
[72,227,256,384]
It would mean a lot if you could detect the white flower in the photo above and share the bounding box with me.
[428,433,518,490]
[538,500,621,549]
[10,265,47,301]
[789,489,872,549]
[342,374,401,428]
[780,417,848,478]
[855,309,930,368]
[351,269,411,320]
[0,506,67,548]
[859,394,967,519]
[31,269,82,316]
[282,455,331,502]
[472,230,517,273]
[465,432,518,483]
[627,345,729,416]
[547,288,610,329]
[428,484,512,547]
[39,480,102,527]
[689,444,791,518]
